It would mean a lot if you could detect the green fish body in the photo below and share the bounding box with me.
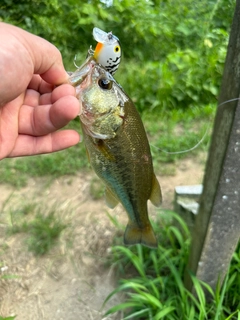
[70,61,162,248]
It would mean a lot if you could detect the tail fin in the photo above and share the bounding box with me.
[123,222,158,249]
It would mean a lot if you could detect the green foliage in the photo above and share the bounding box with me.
[8,205,66,255]
[0,0,235,109]
[0,317,16,320]
[117,31,227,112]
[0,0,234,184]
[144,105,213,167]
[104,211,240,319]
[221,243,240,314]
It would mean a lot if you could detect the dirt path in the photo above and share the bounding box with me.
[0,156,206,319]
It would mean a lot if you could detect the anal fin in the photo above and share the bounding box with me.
[150,174,162,207]
[105,187,119,209]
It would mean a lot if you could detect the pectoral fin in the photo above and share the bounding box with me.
[149,174,162,207]
[95,139,116,161]
[105,187,119,208]
[124,222,158,249]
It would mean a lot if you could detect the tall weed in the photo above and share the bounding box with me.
[104,211,240,319]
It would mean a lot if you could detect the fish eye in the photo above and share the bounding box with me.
[98,78,113,90]
[114,45,120,53]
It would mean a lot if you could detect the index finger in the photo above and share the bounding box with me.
[22,30,69,85]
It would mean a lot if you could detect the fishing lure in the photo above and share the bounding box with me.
[92,27,121,75]
[69,27,121,86]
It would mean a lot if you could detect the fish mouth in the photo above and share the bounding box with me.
[77,62,112,92]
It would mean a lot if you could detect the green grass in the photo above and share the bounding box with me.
[144,103,214,166]
[103,211,240,320]
[0,105,215,187]
[7,204,66,255]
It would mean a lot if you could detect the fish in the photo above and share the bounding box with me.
[69,59,162,249]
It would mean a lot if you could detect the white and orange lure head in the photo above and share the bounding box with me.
[93,27,121,75]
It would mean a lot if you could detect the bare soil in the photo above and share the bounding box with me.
[0,156,206,320]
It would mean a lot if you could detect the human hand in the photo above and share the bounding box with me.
[0,22,80,160]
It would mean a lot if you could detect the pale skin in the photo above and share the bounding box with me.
[0,22,81,160]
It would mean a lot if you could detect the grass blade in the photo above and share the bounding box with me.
[154,306,176,320]
[123,308,150,319]
[104,302,139,316]
[113,246,146,277]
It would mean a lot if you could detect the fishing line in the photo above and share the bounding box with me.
[151,97,240,155]
[150,123,210,155]
[217,97,240,107]
[74,54,80,69]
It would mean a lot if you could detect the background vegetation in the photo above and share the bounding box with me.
[0,0,235,111]
[0,0,236,185]
[104,211,240,319]
[0,1,239,319]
